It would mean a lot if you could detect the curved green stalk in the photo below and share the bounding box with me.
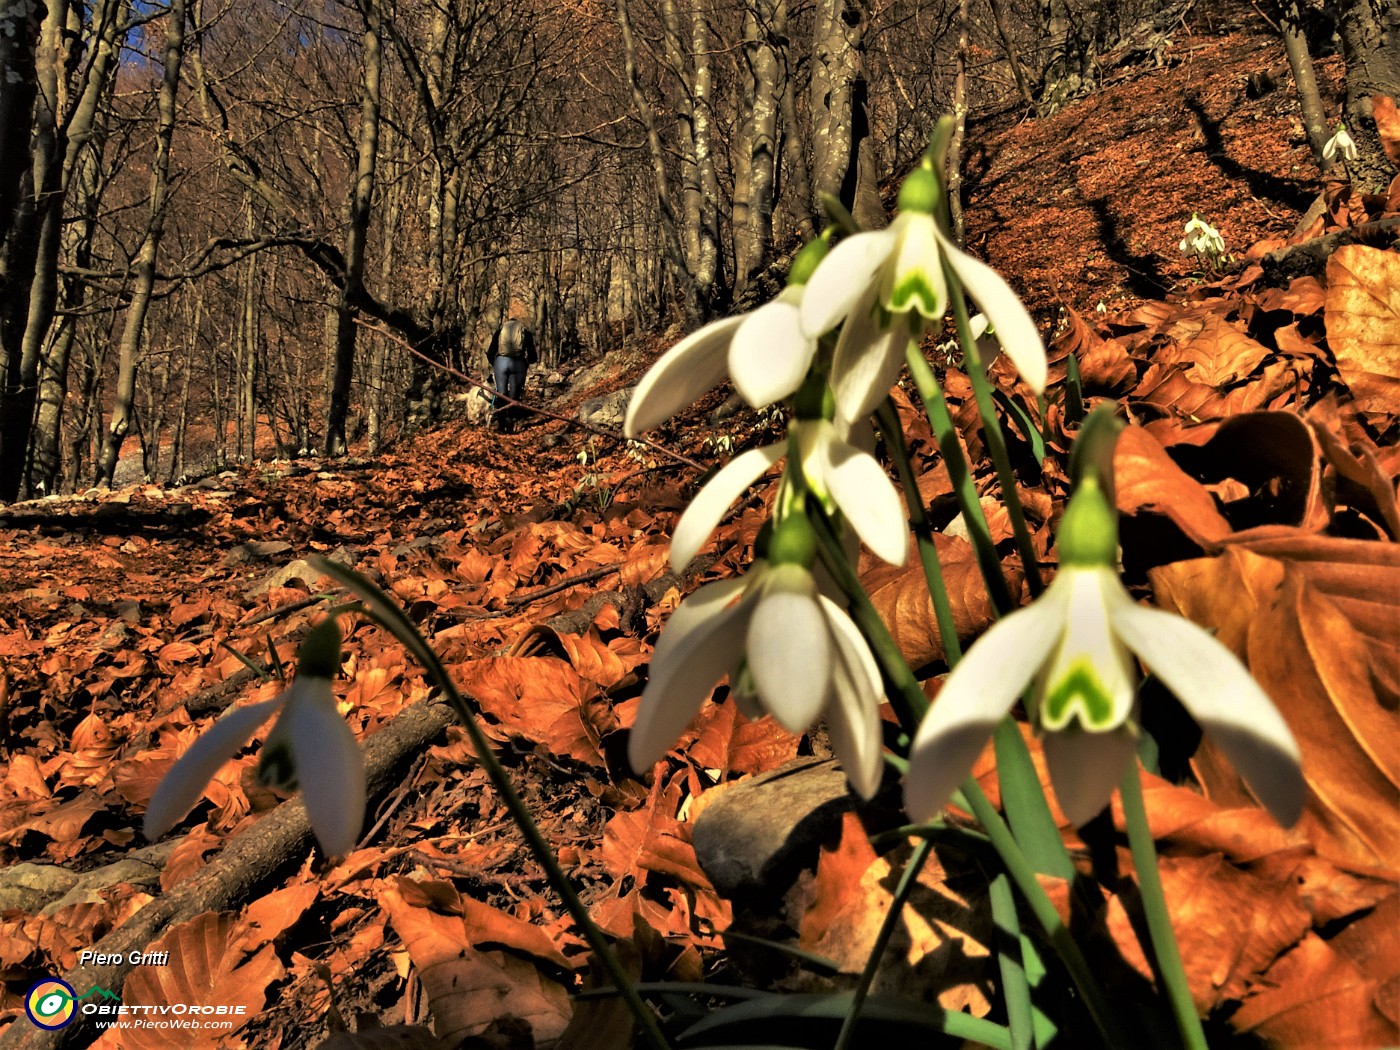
[876,399,963,668]
[810,506,928,734]
[1120,763,1210,1050]
[944,264,1045,597]
[962,779,1125,1048]
[903,344,1015,616]
[989,870,1036,1050]
[313,559,671,1050]
[832,837,935,1050]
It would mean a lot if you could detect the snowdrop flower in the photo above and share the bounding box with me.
[1322,123,1358,163]
[800,165,1047,420]
[905,474,1304,828]
[1178,213,1226,258]
[144,619,366,856]
[630,515,885,798]
[625,240,829,437]
[668,409,906,571]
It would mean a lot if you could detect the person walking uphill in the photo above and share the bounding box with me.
[486,315,537,433]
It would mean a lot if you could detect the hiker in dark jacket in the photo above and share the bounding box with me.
[486,316,537,432]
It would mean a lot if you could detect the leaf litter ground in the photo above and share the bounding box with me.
[1,8,1398,1049]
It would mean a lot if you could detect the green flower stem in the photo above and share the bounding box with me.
[807,523,1120,1045]
[993,719,1076,881]
[832,837,936,1050]
[903,344,1015,616]
[944,263,1045,597]
[989,870,1036,1050]
[876,399,964,668]
[313,561,671,1050]
[961,778,1126,1049]
[809,507,927,735]
[1120,763,1210,1050]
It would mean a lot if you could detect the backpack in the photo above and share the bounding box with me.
[498,319,528,360]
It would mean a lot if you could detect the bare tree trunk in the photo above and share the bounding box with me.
[688,0,723,309]
[94,0,187,488]
[733,0,784,298]
[810,0,879,226]
[237,249,258,460]
[0,0,47,501]
[1280,0,1334,173]
[1334,0,1399,188]
[614,0,700,323]
[778,40,817,242]
[987,0,1036,112]
[0,0,44,251]
[30,44,118,495]
[947,0,971,245]
[325,0,383,456]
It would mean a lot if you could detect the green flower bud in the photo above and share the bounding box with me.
[792,371,835,422]
[768,512,818,568]
[897,166,941,215]
[788,237,830,287]
[297,618,343,679]
[1056,475,1118,567]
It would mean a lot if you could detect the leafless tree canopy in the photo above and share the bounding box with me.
[0,0,1392,499]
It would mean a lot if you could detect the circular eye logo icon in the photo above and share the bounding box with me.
[25,979,77,1030]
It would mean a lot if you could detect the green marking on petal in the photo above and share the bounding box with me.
[887,271,941,318]
[1043,658,1118,730]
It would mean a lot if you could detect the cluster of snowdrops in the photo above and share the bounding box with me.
[143,133,1306,1050]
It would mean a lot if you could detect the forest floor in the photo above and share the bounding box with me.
[1,6,1398,1050]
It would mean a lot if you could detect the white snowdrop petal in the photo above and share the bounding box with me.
[747,569,831,732]
[1039,568,1137,733]
[820,595,886,799]
[801,229,899,337]
[629,593,754,773]
[938,229,1047,395]
[730,293,815,408]
[1043,725,1138,827]
[817,426,908,566]
[885,216,947,318]
[670,443,785,572]
[284,680,366,857]
[1111,601,1305,827]
[625,316,744,437]
[144,695,287,840]
[904,587,1069,822]
[831,296,910,421]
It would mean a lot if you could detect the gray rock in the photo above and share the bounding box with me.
[691,758,856,898]
[576,388,633,429]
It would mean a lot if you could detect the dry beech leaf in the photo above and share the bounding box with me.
[797,812,994,1016]
[459,656,615,766]
[1150,547,1400,876]
[1054,307,1138,391]
[1155,313,1272,387]
[383,893,570,1047]
[1310,418,1400,539]
[1372,93,1400,167]
[1325,245,1400,412]
[1231,933,1399,1048]
[1114,426,1231,545]
[863,533,1014,669]
[619,539,671,587]
[387,878,573,970]
[119,911,283,1050]
[236,882,320,954]
[685,698,800,777]
[1168,412,1325,530]
[1101,851,1311,1012]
